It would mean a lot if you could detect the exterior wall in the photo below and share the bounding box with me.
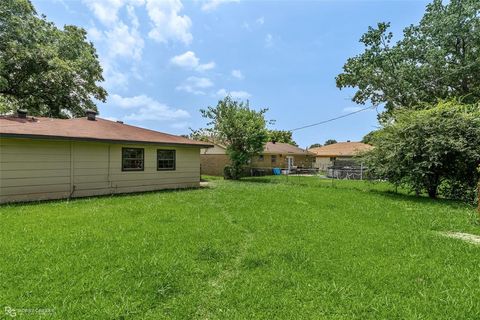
[251,154,314,169]
[314,156,353,170]
[200,144,226,155]
[0,138,201,203]
[200,154,230,176]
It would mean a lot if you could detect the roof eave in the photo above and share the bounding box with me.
[0,133,213,148]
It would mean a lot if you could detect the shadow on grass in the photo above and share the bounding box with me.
[239,176,476,212]
[0,185,210,208]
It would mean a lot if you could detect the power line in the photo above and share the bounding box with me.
[290,105,374,131]
[289,60,479,132]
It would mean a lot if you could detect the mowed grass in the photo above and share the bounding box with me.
[1,176,479,319]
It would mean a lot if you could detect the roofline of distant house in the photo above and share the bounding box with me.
[312,154,357,157]
[0,133,214,148]
[262,151,315,156]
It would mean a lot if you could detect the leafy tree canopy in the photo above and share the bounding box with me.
[361,131,380,145]
[0,0,106,117]
[324,139,337,146]
[336,0,480,118]
[267,130,297,146]
[200,96,269,179]
[363,100,480,202]
[309,143,322,149]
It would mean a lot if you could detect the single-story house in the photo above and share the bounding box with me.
[200,141,230,176]
[0,110,211,203]
[308,141,373,170]
[200,141,315,176]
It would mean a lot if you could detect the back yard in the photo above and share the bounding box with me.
[1,177,479,319]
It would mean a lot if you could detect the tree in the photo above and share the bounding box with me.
[336,0,480,119]
[361,131,379,145]
[267,130,297,146]
[0,0,107,117]
[200,96,269,179]
[363,100,480,202]
[324,139,337,146]
[309,143,322,149]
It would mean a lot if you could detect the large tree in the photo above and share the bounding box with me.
[309,143,322,149]
[324,139,337,146]
[200,96,269,179]
[336,0,480,118]
[267,130,297,146]
[363,100,480,202]
[0,0,106,117]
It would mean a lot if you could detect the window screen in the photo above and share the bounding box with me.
[122,148,144,171]
[157,150,176,170]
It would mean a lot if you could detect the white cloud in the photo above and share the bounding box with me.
[216,88,251,100]
[170,51,215,72]
[176,76,214,95]
[84,0,192,45]
[100,58,129,89]
[83,0,127,26]
[265,33,274,48]
[256,16,264,25]
[110,94,190,121]
[171,51,199,68]
[87,27,103,42]
[146,0,192,45]
[231,69,244,79]
[104,22,144,60]
[196,61,216,72]
[201,0,239,11]
[83,0,193,91]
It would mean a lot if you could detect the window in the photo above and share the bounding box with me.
[157,150,176,170]
[122,148,144,171]
[258,155,264,161]
[271,155,277,163]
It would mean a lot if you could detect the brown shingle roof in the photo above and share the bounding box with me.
[263,142,314,155]
[308,142,373,157]
[0,116,212,147]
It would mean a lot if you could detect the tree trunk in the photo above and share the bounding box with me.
[477,179,480,219]
[427,185,438,199]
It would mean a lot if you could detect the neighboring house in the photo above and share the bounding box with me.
[308,141,373,170]
[200,141,314,175]
[251,142,315,170]
[200,142,230,176]
[0,110,211,203]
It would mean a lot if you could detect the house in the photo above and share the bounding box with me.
[0,110,212,203]
[200,141,315,176]
[308,141,373,171]
[200,141,230,176]
[251,142,315,170]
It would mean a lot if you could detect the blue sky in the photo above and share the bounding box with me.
[32,0,429,148]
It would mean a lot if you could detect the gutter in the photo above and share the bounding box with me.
[0,133,214,148]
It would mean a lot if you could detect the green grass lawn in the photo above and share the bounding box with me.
[1,176,479,319]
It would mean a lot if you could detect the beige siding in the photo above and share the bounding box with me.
[0,138,200,203]
[314,156,353,170]
[201,144,227,155]
[251,154,314,169]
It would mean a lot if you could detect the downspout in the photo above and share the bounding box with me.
[69,141,75,199]
[108,144,112,192]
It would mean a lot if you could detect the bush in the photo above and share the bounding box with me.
[364,100,480,203]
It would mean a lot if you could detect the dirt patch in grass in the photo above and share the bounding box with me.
[441,232,480,245]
